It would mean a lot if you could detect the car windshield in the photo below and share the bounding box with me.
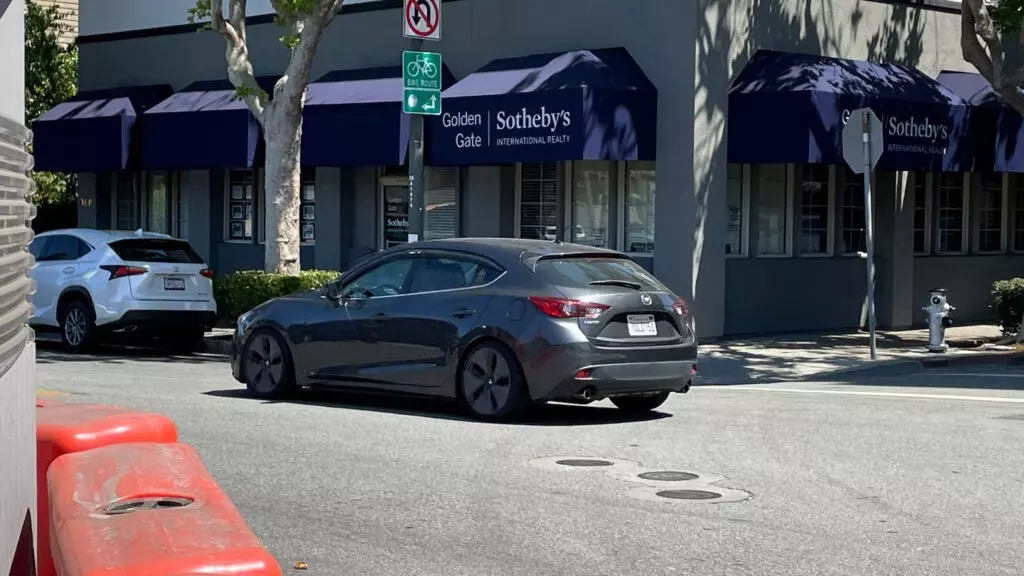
[109,239,204,264]
[533,256,668,292]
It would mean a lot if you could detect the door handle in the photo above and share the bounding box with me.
[452,308,476,318]
[62,267,75,274]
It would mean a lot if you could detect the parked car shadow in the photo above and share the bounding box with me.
[35,339,225,365]
[203,387,672,427]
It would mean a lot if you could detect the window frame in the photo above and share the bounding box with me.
[934,172,970,256]
[423,166,461,242]
[754,164,796,259]
[912,172,933,256]
[839,168,870,257]
[724,164,752,258]
[618,160,657,255]
[110,171,143,232]
[340,249,506,300]
[224,168,259,244]
[299,168,316,246]
[797,164,836,258]
[973,172,1008,254]
[1012,174,1024,254]
[37,234,90,262]
[514,162,565,242]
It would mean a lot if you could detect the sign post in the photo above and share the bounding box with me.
[402,0,441,244]
[842,108,884,360]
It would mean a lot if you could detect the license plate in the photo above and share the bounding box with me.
[627,314,658,337]
[163,277,185,291]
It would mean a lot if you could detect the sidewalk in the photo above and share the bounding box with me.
[698,324,1014,385]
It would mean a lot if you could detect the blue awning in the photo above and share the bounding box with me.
[427,48,657,166]
[936,70,1022,172]
[140,77,278,170]
[32,85,172,173]
[303,65,454,166]
[729,50,973,171]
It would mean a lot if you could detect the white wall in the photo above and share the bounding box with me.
[80,0,390,36]
[0,0,37,571]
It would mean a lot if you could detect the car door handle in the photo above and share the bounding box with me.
[452,308,476,318]
[62,266,75,274]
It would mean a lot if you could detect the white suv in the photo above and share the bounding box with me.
[28,229,218,353]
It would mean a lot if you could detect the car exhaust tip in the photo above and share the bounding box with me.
[576,386,595,401]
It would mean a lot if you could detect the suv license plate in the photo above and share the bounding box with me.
[164,277,186,291]
[627,314,657,337]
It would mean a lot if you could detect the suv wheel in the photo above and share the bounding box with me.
[60,300,96,353]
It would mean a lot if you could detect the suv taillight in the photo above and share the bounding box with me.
[529,296,609,319]
[99,265,148,280]
[200,268,215,279]
[672,297,689,316]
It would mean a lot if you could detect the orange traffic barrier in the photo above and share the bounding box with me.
[48,442,281,576]
[36,403,178,576]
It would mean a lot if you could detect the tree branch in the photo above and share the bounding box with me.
[209,0,269,125]
[962,0,996,80]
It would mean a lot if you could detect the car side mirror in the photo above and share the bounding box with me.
[323,282,343,301]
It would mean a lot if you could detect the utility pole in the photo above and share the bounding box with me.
[406,35,425,243]
[861,111,877,361]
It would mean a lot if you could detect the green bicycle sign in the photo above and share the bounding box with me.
[403,50,442,116]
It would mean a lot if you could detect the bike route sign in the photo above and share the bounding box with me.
[403,50,443,116]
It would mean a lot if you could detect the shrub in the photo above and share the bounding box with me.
[989,278,1024,335]
[213,269,339,323]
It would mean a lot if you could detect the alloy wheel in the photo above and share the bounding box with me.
[246,334,284,394]
[462,347,512,416]
[64,308,87,347]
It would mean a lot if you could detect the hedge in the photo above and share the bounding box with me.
[213,269,339,323]
[990,277,1024,335]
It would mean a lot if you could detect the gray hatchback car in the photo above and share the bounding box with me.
[229,238,697,421]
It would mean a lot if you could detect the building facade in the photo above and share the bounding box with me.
[39,0,1024,339]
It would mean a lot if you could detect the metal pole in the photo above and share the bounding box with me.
[406,37,426,243]
[861,112,877,361]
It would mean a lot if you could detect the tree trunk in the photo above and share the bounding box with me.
[261,100,303,275]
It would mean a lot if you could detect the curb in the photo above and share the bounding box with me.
[200,337,232,356]
[819,349,1024,381]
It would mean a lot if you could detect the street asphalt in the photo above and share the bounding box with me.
[34,344,1024,576]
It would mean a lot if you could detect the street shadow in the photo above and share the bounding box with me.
[35,339,225,365]
[203,387,671,427]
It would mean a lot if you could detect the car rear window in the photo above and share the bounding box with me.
[533,256,668,291]
[109,239,204,264]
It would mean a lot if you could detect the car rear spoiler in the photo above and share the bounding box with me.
[521,250,630,272]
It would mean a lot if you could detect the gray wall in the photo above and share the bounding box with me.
[0,0,37,572]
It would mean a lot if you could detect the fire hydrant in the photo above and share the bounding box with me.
[923,288,954,353]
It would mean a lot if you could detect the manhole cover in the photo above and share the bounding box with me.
[655,489,721,500]
[100,497,194,515]
[556,459,613,467]
[638,471,699,482]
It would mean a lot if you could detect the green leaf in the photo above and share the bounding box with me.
[990,0,1024,33]
[25,0,78,207]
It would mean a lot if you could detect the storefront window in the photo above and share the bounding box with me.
[936,173,965,253]
[977,173,1003,253]
[912,173,928,254]
[300,169,316,244]
[424,167,458,240]
[1014,175,1024,252]
[147,172,169,234]
[176,184,190,240]
[800,165,831,255]
[841,168,865,255]
[227,170,255,241]
[755,164,789,256]
[571,161,612,248]
[114,172,140,231]
[625,162,655,253]
[725,164,745,256]
[519,163,560,240]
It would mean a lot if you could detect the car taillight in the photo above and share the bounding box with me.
[672,297,689,316]
[200,268,216,279]
[99,265,147,280]
[529,296,609,319]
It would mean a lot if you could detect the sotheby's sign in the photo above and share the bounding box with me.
[841,108,952,160]
[429,93,584,165]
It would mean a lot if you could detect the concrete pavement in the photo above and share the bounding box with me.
[35,344,1024,576]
